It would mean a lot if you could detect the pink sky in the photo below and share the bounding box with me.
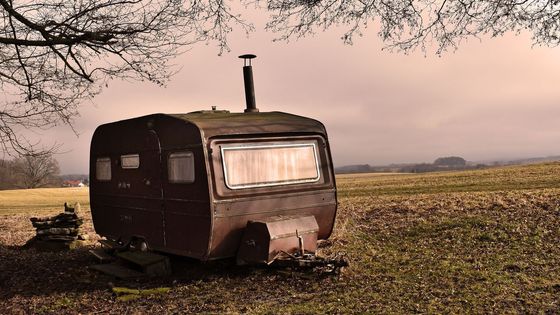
[41,21,560,174]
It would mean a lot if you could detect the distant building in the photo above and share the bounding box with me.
[62,180,86,187]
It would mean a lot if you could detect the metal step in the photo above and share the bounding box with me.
[116,251,171,276]
[89,263,145,279]
[89,248,116,264]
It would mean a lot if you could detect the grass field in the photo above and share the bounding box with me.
[1,163,559,313]
[0,187,90,215]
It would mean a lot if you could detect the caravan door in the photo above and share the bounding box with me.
[91,128,165,248]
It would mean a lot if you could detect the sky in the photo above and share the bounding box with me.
[39,15,560,174]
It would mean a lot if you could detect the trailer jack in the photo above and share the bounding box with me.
[270,251,349,274]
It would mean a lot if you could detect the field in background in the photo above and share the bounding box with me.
[1,163,559,313]
[0,187,89,215]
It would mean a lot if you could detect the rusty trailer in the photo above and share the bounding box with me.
[89,55,339,266]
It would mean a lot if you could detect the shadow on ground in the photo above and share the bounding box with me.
[0,243,308,300]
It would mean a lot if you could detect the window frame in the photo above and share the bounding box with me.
[168,151,195,184]
[220,142,321,190]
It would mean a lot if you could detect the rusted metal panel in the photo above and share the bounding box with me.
[236,215,319,265]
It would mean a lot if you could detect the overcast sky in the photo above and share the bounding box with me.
[40,18,560,174]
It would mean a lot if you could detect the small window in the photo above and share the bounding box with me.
[121,154,140,169]
[96,157,111,181]
[221,142,320,189]
[168,152,195,183]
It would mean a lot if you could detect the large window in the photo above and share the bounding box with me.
[96,157,111,181]
[168,152,195,183]
[221,143,320,189]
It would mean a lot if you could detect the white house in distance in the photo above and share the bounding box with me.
[62,180,87,187]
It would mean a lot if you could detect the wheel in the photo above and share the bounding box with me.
[129,237,148,252]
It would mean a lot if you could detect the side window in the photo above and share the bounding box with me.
[121,154,140,169]
[96,157,111,181]
[168,152,195,183]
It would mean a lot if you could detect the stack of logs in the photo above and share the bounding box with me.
[28,203,87,249]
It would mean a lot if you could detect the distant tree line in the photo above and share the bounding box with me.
[434,157,466,167]
[401,156,477,173]
[0,154,61,190]
[335,164,373,174]
[336,156,487,174]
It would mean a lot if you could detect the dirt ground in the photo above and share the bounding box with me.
[1,163,560,314]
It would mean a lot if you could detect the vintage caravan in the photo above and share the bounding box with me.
[89,56,337,264]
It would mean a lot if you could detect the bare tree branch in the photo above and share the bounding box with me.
[2,0,560,156]
[263,0,560,54]
[13,152,60,188]
[0,0,253,155]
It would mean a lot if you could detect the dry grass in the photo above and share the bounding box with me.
[1,163,560,314]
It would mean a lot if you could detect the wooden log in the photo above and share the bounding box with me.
[32,219,83,230]
[30,216,55,223]
[32,221,54,228]
[36,227,79,236]
[39,235,78,241]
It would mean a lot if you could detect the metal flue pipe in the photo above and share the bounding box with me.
[239,54,259,113]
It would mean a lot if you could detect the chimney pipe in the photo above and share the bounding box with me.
[239,54,259,113]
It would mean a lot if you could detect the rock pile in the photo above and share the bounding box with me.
[26,203,87,250]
